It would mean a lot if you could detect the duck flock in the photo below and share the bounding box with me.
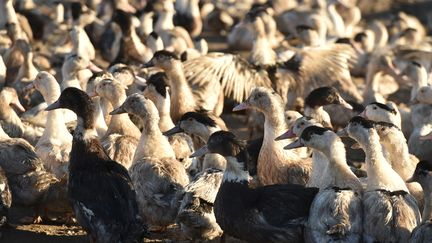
[1,0,432,242]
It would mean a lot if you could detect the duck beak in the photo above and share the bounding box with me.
[190,145,209,158]
[163,125,183,136]
[11,98,26,112]
[142,60,154,68]
[110,105,127,115]
[336,128,349,137]
[89,90,98,98]
[275,129,296,141]
[233,102,249,111]
[284,139,304,150]
[23,82,35,92]
[406,176,416,183]
[45,100,61,111]
[420,132,432,140]
[359,109,367,119]
[338,96,353,110]
[134,76,147,86]
[88,61,103,73]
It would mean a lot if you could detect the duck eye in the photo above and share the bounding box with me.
[373,106,377,110]
[300,122,304,126]
[188,118,193,121]
[287,116,292,120]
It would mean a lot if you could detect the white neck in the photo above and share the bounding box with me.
[154,93,175,133]
[155,11,174,31]
[410,68,429,101]
[327,2,345,37]
[223,156,249,183]
[381,134,415,180]
[74,117,98,141]
[133,115,175,162]
[362,130,408,192]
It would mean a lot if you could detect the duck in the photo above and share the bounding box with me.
[360,101,402,129]
[284,125,363,243]
[340,116,421,242]
[93,78,140,169]
[0,87,43,145]
[0,122,69,223]
[29,71,72,180]
[143,72,194,169]
[408,95,432,162]
[45,87,146,242]
[144,50,224,121]
[164,111,227,173]
[0,166,11,231]
[303,86,353,129]
[176,167,224,241]
[373,121,423,207]
[110,93,189,230]
[190,130,319,243]
[406,160,432,243]
[233,87,312,185]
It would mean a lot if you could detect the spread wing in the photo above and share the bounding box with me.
[183,53,273,102]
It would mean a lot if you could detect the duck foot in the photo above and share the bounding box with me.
[33,216,43,224]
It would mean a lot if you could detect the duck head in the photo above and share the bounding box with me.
[373,121,401,143]
[305,86,353,110]
[233,87,282,113]
[360,102,397,122]
[46,87,94,118]
[143,50,180,69]
[276,116,319,140]
[284,125,336,154]
[412,86,432,105]
[27,71,60,103]
[94,79,127,103]
[284,110,303,128]
[406,160,432,187]
[110,93,159,123]
[0,87,25,112]
[108,64,140,87]
[164,112,218,139]
[338,116,374,146]
[143,72,169,103]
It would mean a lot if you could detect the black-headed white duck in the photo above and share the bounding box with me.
[340,116,420,242]
[407,160,432,243]
[234,87,311,185]
[191,131,318,243]
[45,87,146,242]
[110,93,189,231]
[285,125,363,242]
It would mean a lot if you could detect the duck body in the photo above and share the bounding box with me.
[214,179,317,243]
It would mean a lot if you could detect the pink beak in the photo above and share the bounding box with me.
[233,102,249,111]
[284,139,304,150]
[420,132,432,140]
[338,96,353,110]
[359,109,367,119]
[275,129,296,141]
[88,61,103,73]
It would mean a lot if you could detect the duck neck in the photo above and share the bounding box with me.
[381,134,413,180]
[322,140,362,191]
[251,35,275,66]
[133,114,175,161]
[74,112,97,141]
[40,85,70,142]
[155,11,174,31]
[410,68,429,101]
[263,100,287,139]
[223,156,249,183]
[327,2,345,36]
[422,187,432,222]
[154,93,175,133]
[61,68,81,90]
[106,93,140,138]
[363,131,389,168]
[20,51,37,80]
[0,94,22,128]
[165,62,196,121]
[92,98,107,138]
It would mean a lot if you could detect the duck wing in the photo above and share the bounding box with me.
[249,184,318,227]
[0,139,43,175]
[0,167,12,226]
[183,53,272,102]
[281,44,360,101]
[70,159,144,240]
